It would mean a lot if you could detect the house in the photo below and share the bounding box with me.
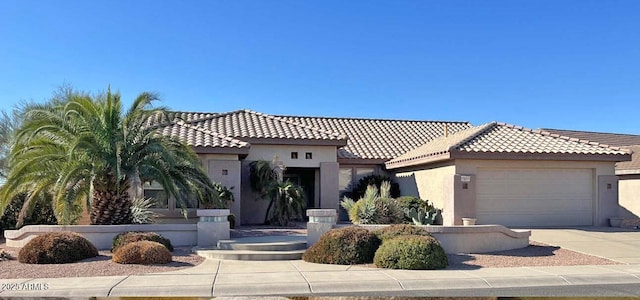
[541,128,640,220]
[153,110,472,224]
[149,110,632,227]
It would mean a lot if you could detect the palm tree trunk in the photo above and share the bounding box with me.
[90,170,132,225]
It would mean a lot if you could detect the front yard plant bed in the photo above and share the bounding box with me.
[18,231,98,264]
[302,226,380,265]
[303,225,448,269]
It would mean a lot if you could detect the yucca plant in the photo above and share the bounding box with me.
[340,181,403,225]
[130,197,158,224]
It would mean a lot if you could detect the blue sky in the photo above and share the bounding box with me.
[1,0,638,134]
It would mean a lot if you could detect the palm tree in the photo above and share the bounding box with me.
[267,181,306,226]
[0,87,219,225]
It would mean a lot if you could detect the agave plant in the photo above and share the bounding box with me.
[130,197,159,224]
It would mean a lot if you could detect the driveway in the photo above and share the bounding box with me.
[530,227,640,264]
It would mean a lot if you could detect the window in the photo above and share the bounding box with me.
[305,152,313,159]
[222,169,229,175]
[291,152,298,159]
[143,182,198,210]
[144,189,169,209]
[355,167,375,182]
[339,168,353,192]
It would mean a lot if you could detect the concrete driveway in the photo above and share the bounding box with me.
[530,227,640,264]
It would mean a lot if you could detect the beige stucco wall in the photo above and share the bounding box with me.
[392,161,456,209]
[244,144,337,167]
[619,175,640,218]
[240,144,338,225]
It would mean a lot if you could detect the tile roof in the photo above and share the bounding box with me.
[277,116,472,160]
[541,128,640,147]
[387,122,631,169]
[617,145,640,174]
[542,128,640,175]
[159,120,250,149]
[184,110,347,142]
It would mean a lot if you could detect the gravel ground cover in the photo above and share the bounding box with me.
[0,227,619,279]
[0,244,204,279]
[447,241,618,269]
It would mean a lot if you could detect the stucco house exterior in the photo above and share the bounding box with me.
[542,129,640,220]
[148,110,633,227]
[386,123,631,227]
[151,110,472,225]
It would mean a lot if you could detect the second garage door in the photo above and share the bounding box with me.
[476,168,594,227]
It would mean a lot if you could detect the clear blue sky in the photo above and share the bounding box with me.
[1,0,638,134]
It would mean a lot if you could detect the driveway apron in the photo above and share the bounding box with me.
[530,227,640,264]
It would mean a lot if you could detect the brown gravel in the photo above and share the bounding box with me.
[446,241,619,269]
[0,245,204,279]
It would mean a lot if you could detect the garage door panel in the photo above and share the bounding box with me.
[476,168,593,227]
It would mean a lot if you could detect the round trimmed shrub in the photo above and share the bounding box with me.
[111,231,173,252]
[302,226,381,265]
[374,224,432,242]
[112,240,172,265]
[18,232,98,264]
[374,235,448,270]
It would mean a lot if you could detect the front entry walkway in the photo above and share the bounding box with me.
[530,227,640,264]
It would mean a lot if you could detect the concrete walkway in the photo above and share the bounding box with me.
[4,226,640,297]
[530,227,640,264]
[3,259,640,297]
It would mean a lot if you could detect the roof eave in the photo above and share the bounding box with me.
[451,151,632,162]
[241,138,348,147]
[616,169,640,176]
[385,153,452,170]
[338,158,390,165]
[192,146,251,155]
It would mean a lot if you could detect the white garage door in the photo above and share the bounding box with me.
[476,168,593,227]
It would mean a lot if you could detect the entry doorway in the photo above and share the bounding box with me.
[283,167,317,210]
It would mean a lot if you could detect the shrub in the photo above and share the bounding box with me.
[352,174,401,200]
[18,232,98,264]
[111,231,174,252]
[341,182,404,225]
[112,240,172,264]
[396,196,433,213]
[373,224,433,242]
[373,235,448,270]
[302,226,381,265]
[0,193,57,234]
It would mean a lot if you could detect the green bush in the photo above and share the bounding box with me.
[18,232,98,264]
[111,231,174,252]
[396,196,433,212]
[373,235,448,270]
[302,226,381,265]
[112,240,172,264]
[0,193,57,234]
[373,224,432,242]
[352,175,401,200]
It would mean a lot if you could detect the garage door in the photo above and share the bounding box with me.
[476,168,593,227]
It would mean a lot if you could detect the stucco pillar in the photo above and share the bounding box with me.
[598,175,620,226]
[306,209,337,246]
[445,174,476,225]
[208,160,242,223]
[319,162,339,210]
[197,209,230,247]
